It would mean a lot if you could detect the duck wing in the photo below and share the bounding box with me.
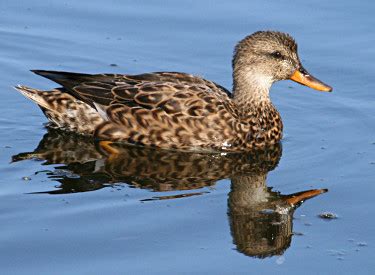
[31,70,232,108]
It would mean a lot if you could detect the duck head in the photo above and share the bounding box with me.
[232,31,332,96]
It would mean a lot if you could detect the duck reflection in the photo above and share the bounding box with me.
[13,130,327,258]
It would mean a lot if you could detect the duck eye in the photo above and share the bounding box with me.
[270,51,283,59]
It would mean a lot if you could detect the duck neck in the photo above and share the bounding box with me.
[232,69,274,117]
[232,68,283,146]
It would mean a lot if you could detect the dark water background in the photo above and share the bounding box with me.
[0,0,374,274]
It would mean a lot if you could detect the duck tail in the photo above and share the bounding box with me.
[14,85,104,135]
[14,85,51,110]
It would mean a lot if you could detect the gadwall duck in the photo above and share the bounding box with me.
[15,31,332,151]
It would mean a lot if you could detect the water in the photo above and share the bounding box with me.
[1,0,374,274]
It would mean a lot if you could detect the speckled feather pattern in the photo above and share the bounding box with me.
[15,31,305,152]
[16,71,282,151]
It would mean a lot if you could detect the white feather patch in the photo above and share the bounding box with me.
[93,102,109,121]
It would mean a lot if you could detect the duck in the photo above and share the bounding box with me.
[15,31,332,152]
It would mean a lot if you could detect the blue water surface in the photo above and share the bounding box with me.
[0,0,374,274]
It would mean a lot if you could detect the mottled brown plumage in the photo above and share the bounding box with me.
[15,31,332,151]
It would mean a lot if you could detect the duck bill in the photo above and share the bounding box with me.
[290,67,332,92]
[285,188,328,206]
